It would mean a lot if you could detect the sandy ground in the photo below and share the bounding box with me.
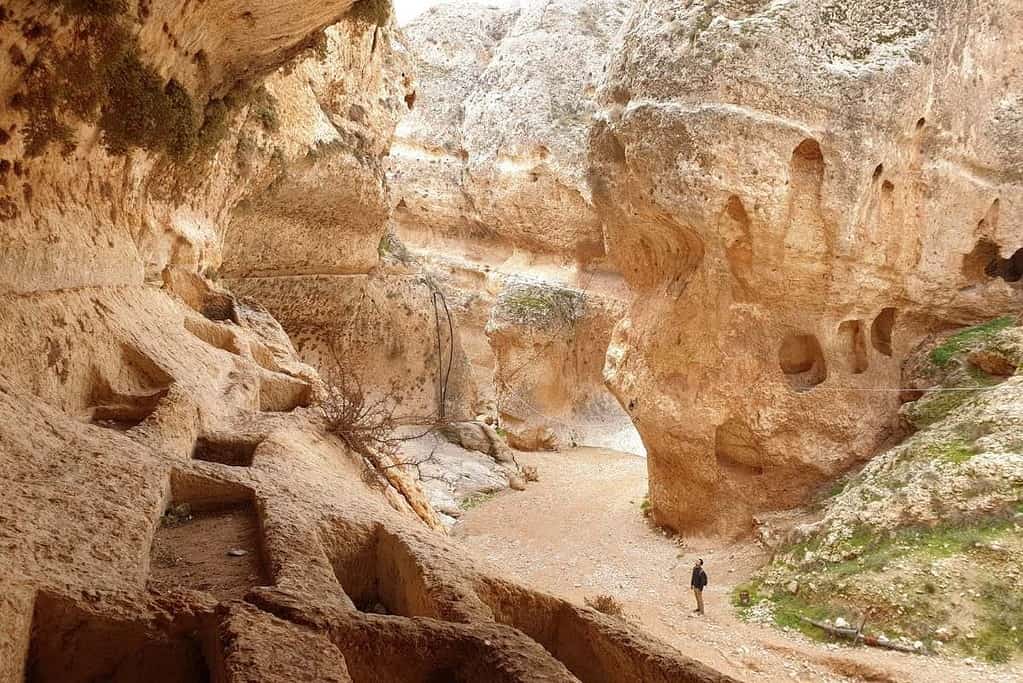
[150,504,269,601]
[452,448,1022,683]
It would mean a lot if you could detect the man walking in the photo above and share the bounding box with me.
[691,558,708,615]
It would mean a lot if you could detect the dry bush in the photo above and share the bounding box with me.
[522,465,539,482]
[319,359,450,489]
[585,594,625,618]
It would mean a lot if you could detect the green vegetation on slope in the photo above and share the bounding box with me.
[929,317,1015,368]
[738,516,1023,660]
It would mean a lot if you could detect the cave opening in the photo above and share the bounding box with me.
[963,239,1023,283]
[837,319,869,374]
[870,307,897,357]
[778,332,827,391]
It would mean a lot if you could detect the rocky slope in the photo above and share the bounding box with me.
[0,1,729,680]
[742,318,1023,664]
[387,0,644,454]
[589,0,1023,534]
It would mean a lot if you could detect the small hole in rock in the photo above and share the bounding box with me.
[192,436,260,467]
[778,333,827,391]
[837,320,869,374]
[870,308,897,357]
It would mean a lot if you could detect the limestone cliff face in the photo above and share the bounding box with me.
[0,0,367,295]
[0,3,727,680]
[387,0,643,452]
[589,0,1023,533]
[390,0,631,261]
[216,12,469,419]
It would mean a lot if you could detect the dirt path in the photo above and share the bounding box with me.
[452,448,1019,683]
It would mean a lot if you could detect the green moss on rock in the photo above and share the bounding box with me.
[99,49,198,157]
[929,317,1015,368]
[348,0,391,29]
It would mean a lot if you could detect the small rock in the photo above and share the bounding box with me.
[834,617,850,629]
[786,580,799,595]
[227,549,248,557]
[508,474,527,491]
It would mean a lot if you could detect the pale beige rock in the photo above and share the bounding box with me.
[390,0,630,261]
[385,2,644,455]
[0,2,732,679]
[487,280,643,454]
[589,0,1023,534]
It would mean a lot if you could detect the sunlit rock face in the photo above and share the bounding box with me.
[590,0,1023,534]
[216,15,466,418]
[385,0,644,451]
[389,0,631,261]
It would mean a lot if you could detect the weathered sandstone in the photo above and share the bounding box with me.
[387,0,643,453]
[590,0,1023,534]
[0,1,732,680]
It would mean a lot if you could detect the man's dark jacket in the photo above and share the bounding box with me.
[691,566,708,590]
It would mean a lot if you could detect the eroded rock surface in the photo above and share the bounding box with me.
[747,318,1023,663]
[386,0,644,453]
[590,0,1023,534]
[0,1,735,680]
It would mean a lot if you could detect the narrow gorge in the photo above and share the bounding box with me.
[1,1,1021,682]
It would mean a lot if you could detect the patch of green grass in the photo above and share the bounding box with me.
[639,494,652,518]
[755,516,1022,656]
[904,389,977,429]
[968,581,1023,663]
[924,439,976,465]
[825,478,847,499]
[929,317,1015,368]
[731,580,762,621]
[506,295,549,313]
[501,285,585,327]
[770,592,850,641]
[731,580,850,642]
[459,491,496,511]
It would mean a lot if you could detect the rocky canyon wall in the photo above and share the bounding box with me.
[388,0,645,453]
[0,1,728,680]
[588,0,1023,534]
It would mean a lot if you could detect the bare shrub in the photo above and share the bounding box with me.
[522,465,539,482]
[319,361,445,489]
[585,594,625,618]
